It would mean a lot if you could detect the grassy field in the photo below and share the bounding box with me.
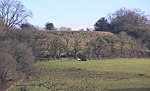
[9,59,150,91]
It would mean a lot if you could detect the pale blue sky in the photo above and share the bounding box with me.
[21,0,150,30]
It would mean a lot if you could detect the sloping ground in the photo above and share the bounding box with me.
[48,31,116,40]
[9,59,150,91]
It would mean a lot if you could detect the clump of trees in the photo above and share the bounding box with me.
[0,0,34,90]
[0,40,34,83]
[94,8,150,56]
[28,31,148,60]
[0,30,36,90]
[45,22,55,30]
[94,8,149,38]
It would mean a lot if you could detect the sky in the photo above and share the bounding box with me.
[21,0,150,30]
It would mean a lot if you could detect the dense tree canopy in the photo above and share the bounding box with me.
[94,17,111,32]
[94,8,149,38]
[110,8,148,37]
[45,22,54,30]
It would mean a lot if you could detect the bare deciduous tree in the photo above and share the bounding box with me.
[47,35,66,59]
[0,52,17,83]
[0,40,34,75]
[0,0,32,29]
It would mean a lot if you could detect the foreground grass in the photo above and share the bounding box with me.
[9,59,150,91]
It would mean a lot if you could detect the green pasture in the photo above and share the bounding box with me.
[9,59,150,91]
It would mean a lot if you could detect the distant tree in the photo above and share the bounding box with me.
[20,23,37,30]
[117,32,129,56]
[62,34,71,57]
[109,8,148,37]
[72,36,82,58]
[117,32,145,57]
[94,17,111,32]
[102,35,119,57]
[46,35,65,59]
[86,37,111,59]
[0,0,32,30]
[85,41,94,59]
[45,22,54,30]
[140,26,150,49]
[26,30,48,59]
[59,26,71,31]
[128,38,145,57]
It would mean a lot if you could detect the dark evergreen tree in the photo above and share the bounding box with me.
[94,17,111,32]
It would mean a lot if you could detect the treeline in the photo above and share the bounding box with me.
[1,30,148,60]
[94,8,150,51]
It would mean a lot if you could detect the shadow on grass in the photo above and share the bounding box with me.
[110,88,150,91]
